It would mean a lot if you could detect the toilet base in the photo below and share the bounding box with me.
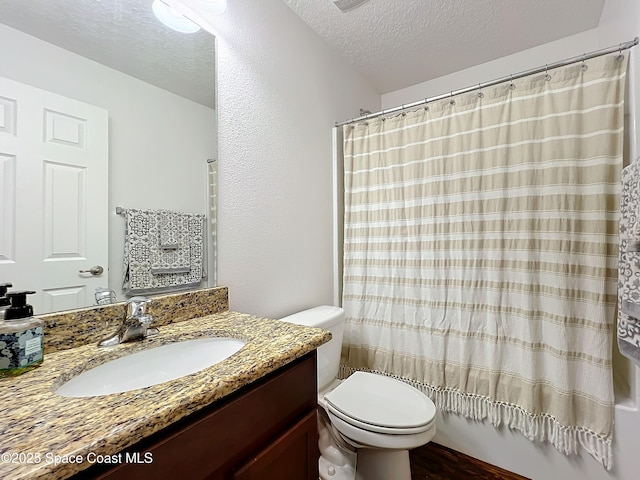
[318,408,357,480]
[355,448,411,480]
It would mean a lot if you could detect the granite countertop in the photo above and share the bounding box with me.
[0,310,331,480]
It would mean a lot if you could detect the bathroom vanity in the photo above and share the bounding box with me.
[0,287,330,480]
[80,352,319,480]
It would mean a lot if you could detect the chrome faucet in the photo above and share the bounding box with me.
[98,296,158,347]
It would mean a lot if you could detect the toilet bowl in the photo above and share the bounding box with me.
[280,306,436,480]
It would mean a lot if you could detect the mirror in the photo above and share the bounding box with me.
[0,0,217,314]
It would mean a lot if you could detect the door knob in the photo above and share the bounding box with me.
[79,265,104,275]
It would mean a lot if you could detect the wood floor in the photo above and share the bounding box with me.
[410,443,530,480]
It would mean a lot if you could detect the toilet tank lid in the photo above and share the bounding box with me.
[279,305,344,329]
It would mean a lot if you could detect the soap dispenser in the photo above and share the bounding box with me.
[0,283,11,318]
[0,290,44,378]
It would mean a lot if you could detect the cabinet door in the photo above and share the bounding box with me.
[233,410,319,480]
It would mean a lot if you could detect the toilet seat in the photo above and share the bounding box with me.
[324,371,436,435]
[327,409,436,450]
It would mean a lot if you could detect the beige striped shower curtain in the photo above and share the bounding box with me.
[341,52,628,469]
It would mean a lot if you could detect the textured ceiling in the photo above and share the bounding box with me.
[283,0,606,93]
[0,0,216,108]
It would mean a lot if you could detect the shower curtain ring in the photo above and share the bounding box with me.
[424,99,429,111]
[509,75,516,90]
[544,64,551,81]
[449,91,455,105]
[477,83,484,98]
[581,54,589,72]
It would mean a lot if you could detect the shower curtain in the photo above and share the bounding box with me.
[341,52,628,469]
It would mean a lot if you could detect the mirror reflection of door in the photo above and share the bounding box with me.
[0,0,217,314]
[0,76,109,314]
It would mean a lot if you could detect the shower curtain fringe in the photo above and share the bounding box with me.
[336,36,638,127]
[339,365,612,469]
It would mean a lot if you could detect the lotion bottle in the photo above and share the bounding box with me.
[0,291,44,377]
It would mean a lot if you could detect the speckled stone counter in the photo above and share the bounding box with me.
[40,287,231,354]
[0,290,331,480]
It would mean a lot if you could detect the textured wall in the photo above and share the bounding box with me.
[213,0,379,318]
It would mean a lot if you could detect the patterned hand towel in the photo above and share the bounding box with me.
[158,211,180,250]
[618,160,640,367]
[122,209,206,295]
[151,211,191,274]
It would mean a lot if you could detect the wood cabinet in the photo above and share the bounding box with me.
[233,410,318,480]
[74,351,319,480]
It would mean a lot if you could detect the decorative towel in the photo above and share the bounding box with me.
[122,209,205,295]
[618,160,640,366]
[151,211,191,274]
[149,247,191,274]
[158,211,180,250]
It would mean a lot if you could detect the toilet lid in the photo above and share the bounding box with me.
[324,372,436,432]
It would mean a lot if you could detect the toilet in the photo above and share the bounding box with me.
[280,306,436,480]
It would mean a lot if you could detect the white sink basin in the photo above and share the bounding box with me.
[55,337,245,398]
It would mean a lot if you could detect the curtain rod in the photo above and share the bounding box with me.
[335,36,639,127]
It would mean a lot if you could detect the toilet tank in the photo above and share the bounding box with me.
[280,306,345,391]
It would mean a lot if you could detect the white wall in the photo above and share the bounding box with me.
[212,0,379,318]
[381,1,640,479]
[0,24,216,302]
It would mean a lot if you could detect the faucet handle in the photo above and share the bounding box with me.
[126,296,151,318]
[138,313,159,336]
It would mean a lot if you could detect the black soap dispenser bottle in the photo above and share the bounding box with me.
[0,290,44,378]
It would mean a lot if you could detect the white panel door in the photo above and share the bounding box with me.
[0,76,108,315]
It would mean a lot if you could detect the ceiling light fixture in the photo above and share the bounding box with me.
[152,0,201,33]
[197,0,227,15]
[333,0,370,12]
